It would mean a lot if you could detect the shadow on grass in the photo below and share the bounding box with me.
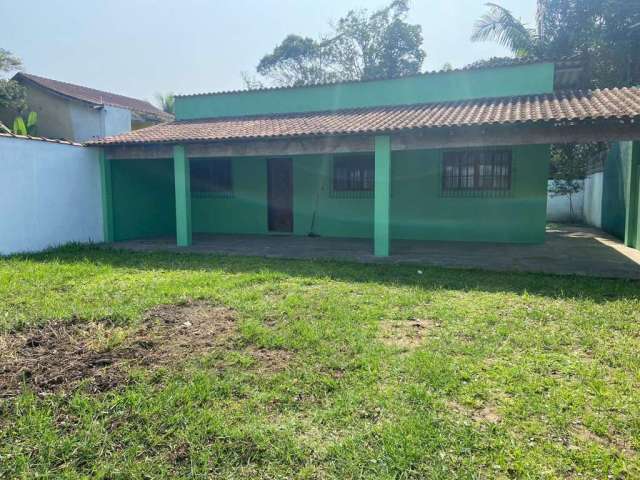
[8,243,640,304]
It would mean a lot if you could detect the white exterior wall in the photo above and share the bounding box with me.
[0,136,103,255]
[583,172,603,228]
[547,180,585,223]
[69,103,131,142]
[102,106,132,137]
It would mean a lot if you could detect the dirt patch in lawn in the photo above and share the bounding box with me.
[570,423,636,458]
[446,401,502,424]
[0,302,291,397]
[378,318,435,349]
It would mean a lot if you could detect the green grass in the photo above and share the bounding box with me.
[1,244,639,479]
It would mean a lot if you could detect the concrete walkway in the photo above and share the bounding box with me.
[113,226,640,280]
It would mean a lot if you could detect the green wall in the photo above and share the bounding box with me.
[110,145,550,244]
[191,157,268,234]
[623,141,640,248]
[184,145,549,244]
[602,143,629,240]
[602,141,640,248]
[176,63,555,120]
[111,159,176,241]
[390,145,549,243]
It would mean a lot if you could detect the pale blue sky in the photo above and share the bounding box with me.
[0,0,535,105]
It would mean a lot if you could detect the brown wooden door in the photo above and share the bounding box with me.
[267,158,293,232]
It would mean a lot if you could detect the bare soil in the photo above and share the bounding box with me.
[378,318,435,349]
[0,302,291,397]
[446,400,502,424]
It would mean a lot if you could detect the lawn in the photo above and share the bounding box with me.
[0,245,639,479]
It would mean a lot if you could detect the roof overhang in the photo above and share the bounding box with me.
[101,119,640,160]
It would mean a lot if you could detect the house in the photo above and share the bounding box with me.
[0,73,172,142]
[87,60,640,256]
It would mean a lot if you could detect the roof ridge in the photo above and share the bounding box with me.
[15,72,172,120]
[18,72,155,106]
[171,87,639,124]
[86,86,640,147]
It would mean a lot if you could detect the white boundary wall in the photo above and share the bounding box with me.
[546,175,604,227]
[547,180,584,223]
[583,172,603,228]
[0,136,103,255]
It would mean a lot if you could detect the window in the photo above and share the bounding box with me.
[190,158,232,196]
[442,150,512,196]
[333,155,375,192]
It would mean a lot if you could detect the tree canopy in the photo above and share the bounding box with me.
[253,0,426,87]
[471,0,640,88]
[471,1,637,182]
[154,92,175,115]
[0,49,26,113]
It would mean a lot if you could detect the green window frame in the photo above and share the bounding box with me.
[441,149,512,197]
[331,154,375,198]
[190,158,233,197]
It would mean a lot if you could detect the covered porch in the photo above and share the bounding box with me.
[111,225,640,279]
[92,86,640,259]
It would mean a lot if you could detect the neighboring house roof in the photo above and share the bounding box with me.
[88,87,640,146]
[13,73,173,122]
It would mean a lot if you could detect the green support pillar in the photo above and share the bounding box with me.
[99,148,114,243]
[625,140,640,248]
[173,145,192,247]
[374,135,391,256]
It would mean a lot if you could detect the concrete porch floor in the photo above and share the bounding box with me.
[113,225,640,279]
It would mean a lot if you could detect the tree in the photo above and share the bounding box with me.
[0,49,22,72]
[470,1,640,87]
[12,111,38,136]
[0,49,26,113]
[257,35,335,86]
[254,0,426,87]
[471,3,542,58]
[548,143,605,222]
[471,0,640,219]
[154,92,175,115]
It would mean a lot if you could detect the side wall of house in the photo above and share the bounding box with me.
[110,159,176,241]
[7,84,77,140]
[182,145,549,243]
[176,63,556,120]
[0,84,133,142]
[110,145,549,244]
[602,141,640,247]
[603,142,631,240]
[0,137,103,255]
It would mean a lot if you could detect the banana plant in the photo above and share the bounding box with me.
[12,111,38,136]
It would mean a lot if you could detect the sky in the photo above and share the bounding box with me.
[0,0,536,105]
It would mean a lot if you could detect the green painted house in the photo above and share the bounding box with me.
[90,60,640,256]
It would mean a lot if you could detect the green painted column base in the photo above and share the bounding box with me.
[174,145,192,247]
[99,149,114,243]
[625,140,640,249]
[374,135,391,256]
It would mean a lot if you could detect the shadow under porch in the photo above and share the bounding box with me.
[110,226,640,280]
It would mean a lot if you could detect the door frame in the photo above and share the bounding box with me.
[267,157,294,233]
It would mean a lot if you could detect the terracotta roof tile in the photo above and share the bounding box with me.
[88,87,640,146]
[15,73,173,122]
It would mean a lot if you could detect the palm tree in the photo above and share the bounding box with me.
[471,2,544,58]
[154,92,175,115]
